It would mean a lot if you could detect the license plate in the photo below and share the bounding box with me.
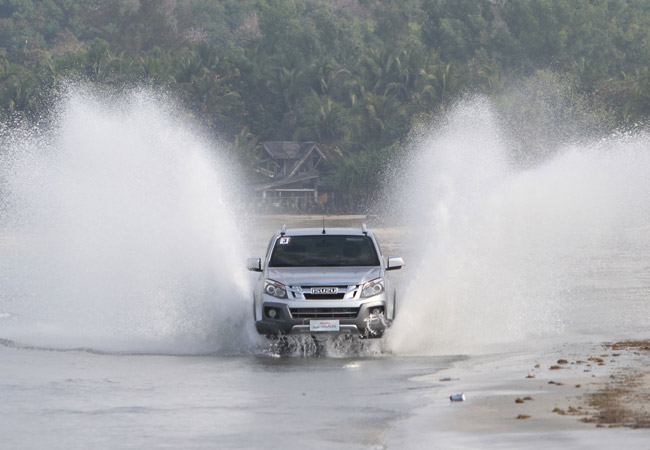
[309,320,340,332]
[311,287,338,295]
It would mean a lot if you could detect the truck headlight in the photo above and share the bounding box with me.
[361,278,385,298]
[264,279,287,299]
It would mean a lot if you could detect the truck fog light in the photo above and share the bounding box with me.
[371,307,384,316]
[264,306,280,319]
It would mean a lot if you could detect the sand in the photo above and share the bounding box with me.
[386,339,650,448]
[448,340,650,432]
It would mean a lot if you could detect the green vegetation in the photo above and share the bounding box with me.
[2,0,650,211]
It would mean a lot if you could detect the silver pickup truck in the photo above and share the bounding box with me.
[247,225,404,338]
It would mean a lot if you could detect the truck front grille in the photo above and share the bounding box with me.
[298,285,359,300]
[290,307,360,319]
[303,293,346,300]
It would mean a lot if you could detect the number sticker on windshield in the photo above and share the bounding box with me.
[279,237,291,245]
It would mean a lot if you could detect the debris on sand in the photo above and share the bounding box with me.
[580,341,650,428]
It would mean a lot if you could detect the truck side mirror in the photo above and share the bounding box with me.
[247,257,262,272]
[386,257,404,270]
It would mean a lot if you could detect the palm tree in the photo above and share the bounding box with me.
[136,48,175,83]
[307,56,351,100]
[266,64,307,107]
[0,61,37,119]
[624,67,650,119]
[316,97,348,143]
[175,49,208,84]
[355,91,406,144]
[233,126,259,168]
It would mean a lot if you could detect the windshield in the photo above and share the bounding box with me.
[269,235,380,267]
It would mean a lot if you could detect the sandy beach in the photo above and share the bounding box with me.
[456,340,650,430]
[387,339,650,448]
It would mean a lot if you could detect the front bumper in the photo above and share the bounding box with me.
[256,300,390,338]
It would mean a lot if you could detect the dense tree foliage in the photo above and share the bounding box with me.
[2,0,650,211]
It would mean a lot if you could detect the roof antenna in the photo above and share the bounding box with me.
[280,224,286,236]
[362,223,368,235]
[322,217,326,234]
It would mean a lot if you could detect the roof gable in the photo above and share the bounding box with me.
[261,141,326,160]
[261,141,301,159]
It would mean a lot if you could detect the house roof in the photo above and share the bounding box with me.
[253,171,320,191]
[261,141,323,160]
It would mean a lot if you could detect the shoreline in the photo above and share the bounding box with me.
[388,339,650,447]
[461,339,650,431]
[449,340,650,430]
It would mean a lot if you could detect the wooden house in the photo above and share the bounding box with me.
[253,141,328,210]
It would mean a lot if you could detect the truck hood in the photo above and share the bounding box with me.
[267,266,382,286]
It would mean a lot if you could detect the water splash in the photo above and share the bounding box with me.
[388,97,650,355]
[0,86,253,354]
[261,335,385,358]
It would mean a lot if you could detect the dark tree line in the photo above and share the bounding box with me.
[2,0,650,211]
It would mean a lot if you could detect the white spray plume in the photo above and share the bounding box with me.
[0,86,253,354]
[389,98,650,355]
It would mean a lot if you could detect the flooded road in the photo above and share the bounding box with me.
[1,338,460,449]
[0,215,448,450]
[2,216,650,449]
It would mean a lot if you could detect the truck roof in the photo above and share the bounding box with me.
[276,227,373,237]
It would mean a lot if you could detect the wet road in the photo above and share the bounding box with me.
[0,342,458,449]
